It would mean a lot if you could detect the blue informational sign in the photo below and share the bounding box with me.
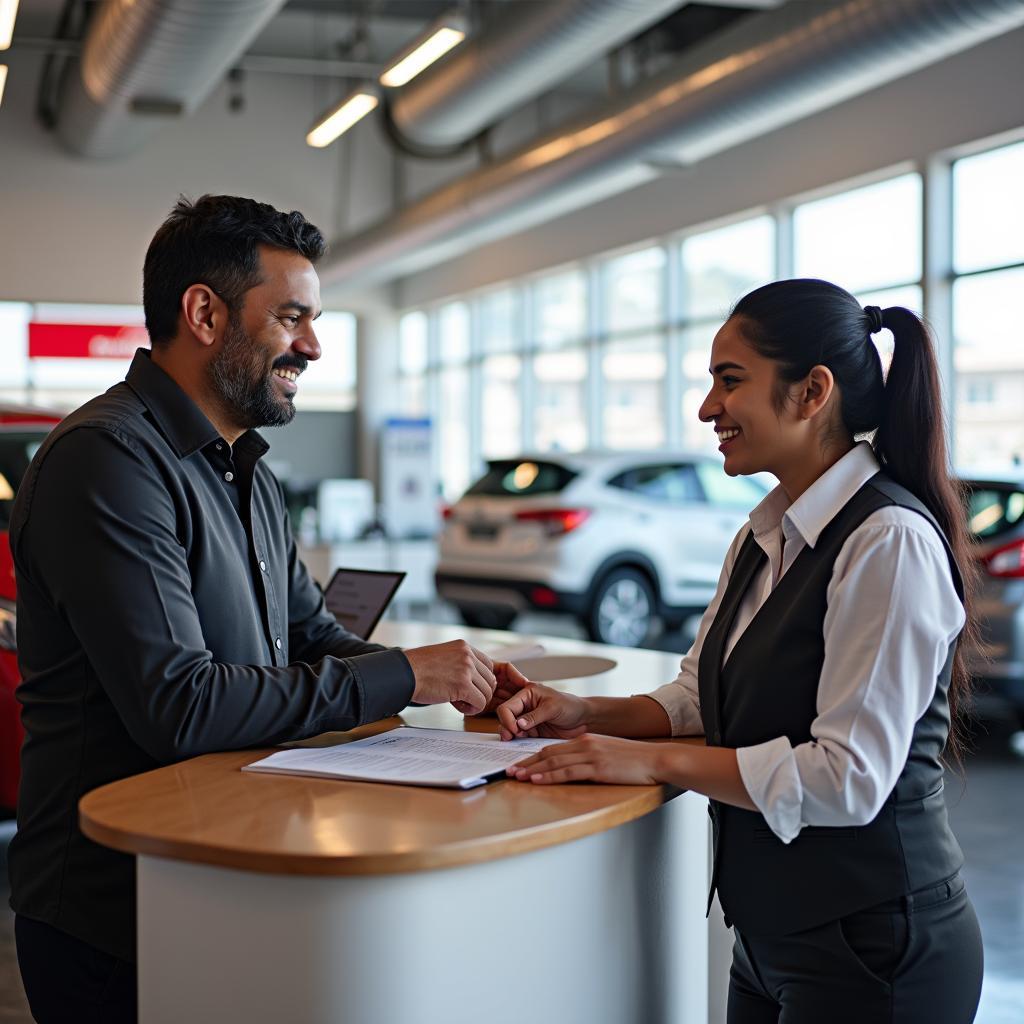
[380,417,437,538]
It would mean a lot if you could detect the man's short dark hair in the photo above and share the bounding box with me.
[143,195,327,346]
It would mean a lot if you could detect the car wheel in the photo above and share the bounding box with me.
[584,568,655,647]
[456,605,518,631]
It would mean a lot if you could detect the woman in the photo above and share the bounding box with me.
[498,279,984,1023]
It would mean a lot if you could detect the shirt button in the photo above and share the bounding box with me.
[224,471,234,482]
[259,560,267,572]
[275,637,282,650]
[215,443,223,451]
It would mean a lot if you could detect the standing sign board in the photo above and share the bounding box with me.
[380,417,436,539]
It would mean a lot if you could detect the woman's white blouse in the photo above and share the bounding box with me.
[647,442,965,844]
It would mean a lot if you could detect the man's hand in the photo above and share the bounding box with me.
[404,640,497,714]
[469,661,531,717]
[496,683,591,741]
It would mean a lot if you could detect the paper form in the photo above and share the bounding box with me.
[242,727,564,789]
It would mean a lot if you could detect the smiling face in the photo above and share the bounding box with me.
[698,316,843,492]
[208,245,322,432]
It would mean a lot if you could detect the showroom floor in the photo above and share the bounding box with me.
[2,608,1022,1023]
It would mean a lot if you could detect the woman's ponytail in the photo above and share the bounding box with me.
[873,307,979,760]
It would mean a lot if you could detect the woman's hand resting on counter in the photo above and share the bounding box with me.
[506,733,664,786]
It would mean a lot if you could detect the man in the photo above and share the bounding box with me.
[8,195,520,1023]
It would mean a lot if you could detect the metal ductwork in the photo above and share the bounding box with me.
[321,0,1024,290]
[389,0,694,149]
[57,0,287,159]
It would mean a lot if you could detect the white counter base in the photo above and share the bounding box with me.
[138,790,729,1024]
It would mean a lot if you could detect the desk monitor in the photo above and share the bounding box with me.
[323,568,406,640]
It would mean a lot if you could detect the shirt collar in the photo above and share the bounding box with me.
[748,441,880,549]
[124,348,269,459]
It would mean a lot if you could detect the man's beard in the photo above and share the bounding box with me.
[208,314,302,430]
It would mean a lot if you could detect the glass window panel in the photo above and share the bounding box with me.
[953,140,1024,274]
[438,302,471,364]
[794,173,921,293]
[532,348,587,452]
[602,336,666,449]
[479,289,519,354]
[604,247,665,332]
[439,366,471,499]
[399,377,427,416]
[681,216,775,321]
[533,270,586,348]
[399,311,428,374]
[299,311,355,400]
[481,354,522,458]
[952,266,1024,468]
[680,323,718,453]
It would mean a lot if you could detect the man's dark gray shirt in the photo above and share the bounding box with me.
[8,350,414,961]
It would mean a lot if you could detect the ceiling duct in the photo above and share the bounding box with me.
[320,0,1024,291]
[57,0,287,159]
[389,0,694,149]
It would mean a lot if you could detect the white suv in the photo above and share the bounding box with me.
[435,452,767,647]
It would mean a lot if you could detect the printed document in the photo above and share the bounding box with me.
[242,727,564,789]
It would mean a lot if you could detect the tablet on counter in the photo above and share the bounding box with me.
[322,567,406,640]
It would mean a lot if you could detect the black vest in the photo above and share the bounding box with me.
[699,473,964,936]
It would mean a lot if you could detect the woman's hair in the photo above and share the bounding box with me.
[730,278,977,758]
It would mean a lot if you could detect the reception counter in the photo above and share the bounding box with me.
[79,622,729,1024]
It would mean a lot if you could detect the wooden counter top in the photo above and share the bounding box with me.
[80,622,691,877]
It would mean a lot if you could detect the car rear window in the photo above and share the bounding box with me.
[0,433,47,531]
[607,463,703,502]
[465,460,578,497]
[963,482,1024,540]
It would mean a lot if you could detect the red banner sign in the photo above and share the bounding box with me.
[28,322,151,359]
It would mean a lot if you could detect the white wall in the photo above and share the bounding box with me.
[0,48,396,311]
[393,24,1024,308]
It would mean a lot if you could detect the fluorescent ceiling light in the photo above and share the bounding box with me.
[306,89,378,148]
[0,65,7,108]
[380,15,466,88]
[0,0,19,51]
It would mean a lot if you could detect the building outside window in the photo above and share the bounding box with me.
[396,133,1023,499]
[530,269,588,453]
[478,288,522,460]
[602,246,666,449]
[679,216,775,452]
[436,301,473,500]
[951,139,1024,468]
[397,311,429,416]
[795,173,923,377]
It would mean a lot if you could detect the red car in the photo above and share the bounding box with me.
[0,404,63,813]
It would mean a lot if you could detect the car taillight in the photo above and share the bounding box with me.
[530,586,559,607]
[0,597,16,652]
[980,538,1024,578]
[514,508,591,536]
